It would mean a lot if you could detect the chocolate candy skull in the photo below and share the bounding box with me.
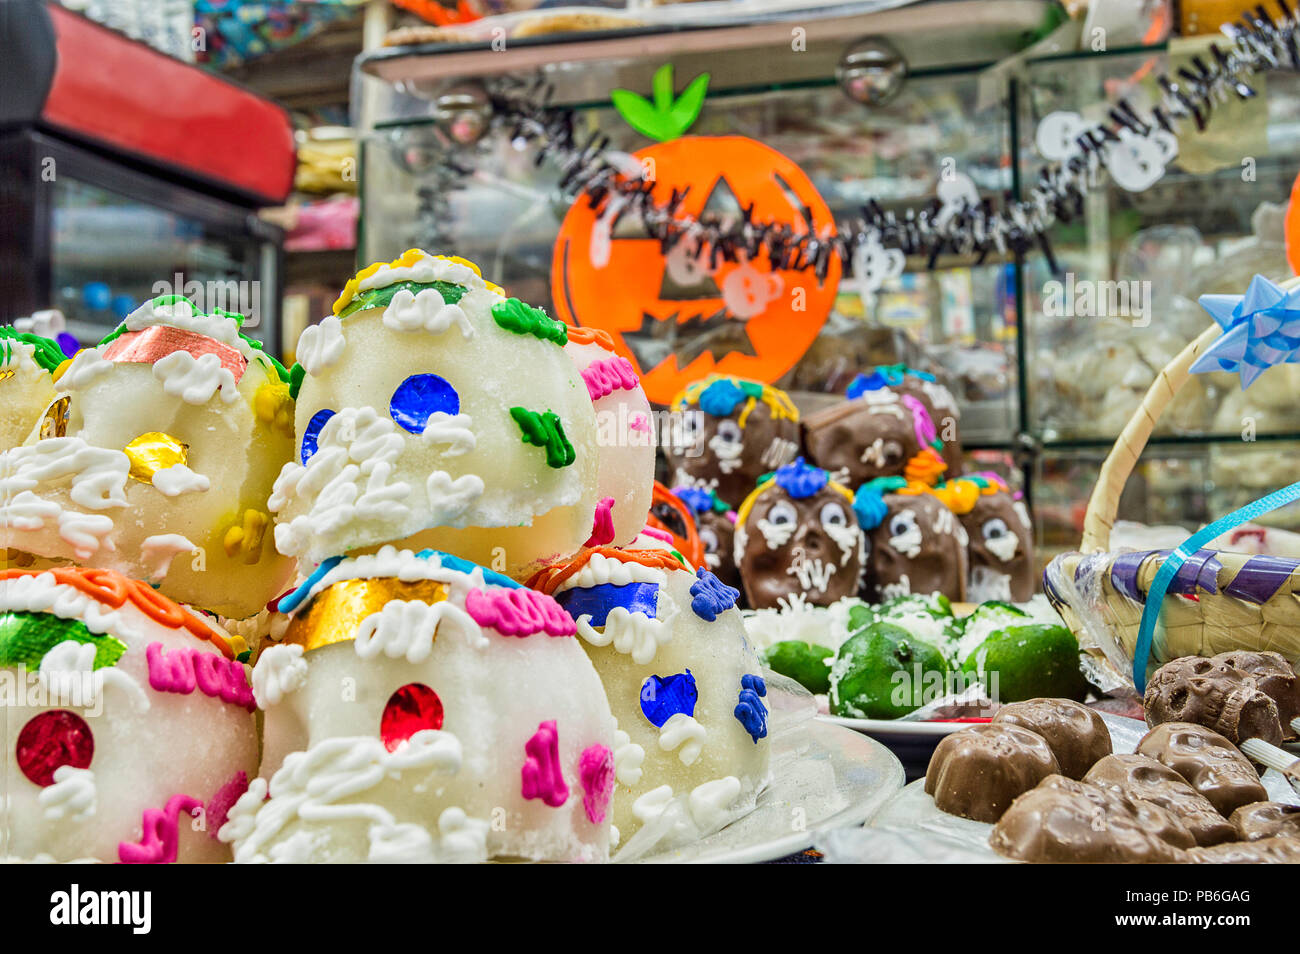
[803,387,947,490]
[853,480,968,602]
[1210,650,1300,737]
[529,547,768,851]
[1230,801,1300,841]
[955,478,1035,603]
[0,296,297,619]
[993,698,1111,779]
[1188,835,1300,863]
[1144,656,1284,747]
[1136,722,1267,816]
[925,722,1060,823]
[1084,754,1236,846]
[0,565,258,862]
[0,328,59,451]
[672,486,740,594]
[270,251,600,579]
[665,375,800,508]
[734,459,864,610]
[230,547,616,863]
[845,364,964,476]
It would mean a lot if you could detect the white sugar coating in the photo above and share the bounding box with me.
[564,338,655,546]
[0,339,57,451]
[567,563,770,844]
[0,574,258,863]
[741,593,864,653]
[0,335,296,619]
[276,285,600,577]
[247,560,617,863]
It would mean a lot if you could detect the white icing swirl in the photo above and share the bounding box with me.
[152,350,238,405]
[151,464,210,497]
[658,713,706,766]
[353,598,485,662]
[39,766,97,822]
[382,287,474,338]
[294,316,346,375]
[251,643,308,709]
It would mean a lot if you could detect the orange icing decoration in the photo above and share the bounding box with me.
[527,546,686,595]
[565,326,617,351]
[0,566,234,658]
[903,447,947,486]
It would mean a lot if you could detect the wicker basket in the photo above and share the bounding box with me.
[1044,283,1300,691]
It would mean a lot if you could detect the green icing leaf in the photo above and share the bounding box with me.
[509,407,575,468]
[0,613,127,671]
[339,280,466,319]
[288,362,306,400]
[0,327,66,373]
[491,298,567,345]
[612,64,710,142]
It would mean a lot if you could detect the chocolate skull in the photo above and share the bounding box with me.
[803,389,942,489]
[1144,656,1283,747]
[845,365,964,476]
[853,483,968,602]
[666,375,800,508]
[1210,650,1300,737]
[924,722,1059,823]
[734,459,864,610]
[1231,801,1300,842]
[1084,754,1236,846]
[1136,722,1266,816]
[960,482,1035,603]
[993,698,1111,779]
[1188,835,1300,863]
[672,486,740,594]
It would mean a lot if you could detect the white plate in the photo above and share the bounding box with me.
[819,715,976,739]
[638,718,904,863]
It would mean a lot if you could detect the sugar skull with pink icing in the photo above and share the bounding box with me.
[225,547,616,862]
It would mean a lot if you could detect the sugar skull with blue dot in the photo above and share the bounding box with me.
[270,250,600,579]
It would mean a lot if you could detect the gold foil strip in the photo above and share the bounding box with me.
[123,431,189,484]
[39,396,70,439]
[281,579,450,653]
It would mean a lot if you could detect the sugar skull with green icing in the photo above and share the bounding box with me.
[227,547,616,862]
[528,546,769,856]
[271,250,600,579]
[0,328,60,452]
[0,565,258,863]
[0,297,297,619]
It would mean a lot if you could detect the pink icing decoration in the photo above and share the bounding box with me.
[901,393,938,448]
[118,794,204,863]
[584,496,616,547]
[578,744,615,824]
[465,587,576,637]
[521,720,569,808]
[206,770,250,840]
[581,356,639,402]
[641,525,674,545]
[146,642,256,711]
[629,412,651,433]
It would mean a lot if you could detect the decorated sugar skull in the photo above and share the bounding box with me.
[665,374,800,508]
[0,565,258,863]
[853,478,969,602]
[939,474,1034,602]
[0,296,297,619]
[803,386,947,489]
[228,546,616,863]
[734,459,865,610]
[528,547,769,853]
[672,485,740,594]
[846,364,964,477]
[0,328,59,451]
[271,251,600,579]
[563,326,655,547]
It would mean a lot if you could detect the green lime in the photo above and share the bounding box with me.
[762,640,834,694]
[829,621,949,719]
[960,623,1089,703]
[950,600,1031,663]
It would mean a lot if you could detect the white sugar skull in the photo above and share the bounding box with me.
[228,547,616,863]
[529,547,770,856]
[0,297,297,619]
[0,565,258,863]
[0,329,58,452]
[271,251,600,578]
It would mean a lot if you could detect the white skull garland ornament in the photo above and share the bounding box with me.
[0,328,59,452]
[271,251,600,578]
[852,478,969,602]
[0,565,258,863]
[528,547,770,854]
[0,297,297,619]
[229,547,617,863]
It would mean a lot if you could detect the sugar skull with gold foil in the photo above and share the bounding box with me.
[270,251,600,579]
[0,297,297,619]
[0,565,258,863]
[0,328,59,452]
[226,547,616,863]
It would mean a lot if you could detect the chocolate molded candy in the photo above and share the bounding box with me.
[802,391,926,490]
[1136,722,1267,817]
[990,775,1193,863]
[1144,656,1283,746]
[924,723,1059,823]
[1230,801,1300,842]
[1211,650,1300,738]
[993,699,1111,780]
[861,492,968,602]
[1084,754,1236,846]
[1187,836,1300,864]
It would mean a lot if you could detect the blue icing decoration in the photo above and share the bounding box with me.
[773,457,828,499]
[846,365,936,398]
[277,555,344,614]
[640,670,698,727]
[554,582,659,627]
[673,486,715,515]
[415,549,520,589]
[698,378,746,417]
[735,674,768,743]
[389,373,460,434]
[852,484,888,530]
[689,567,739,622]
[300,408,336,465]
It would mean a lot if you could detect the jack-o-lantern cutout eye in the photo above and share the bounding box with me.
[389,373,460,435]
[16,710,94,786]
[301,408,336,464]
[982,517,1009,541]
[767,500,797,528]
[715,420,742,445]
[380,683,444,752]
[888,511,918,539]
[819,501,849,530]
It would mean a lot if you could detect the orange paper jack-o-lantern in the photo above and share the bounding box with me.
[552,136,841,406]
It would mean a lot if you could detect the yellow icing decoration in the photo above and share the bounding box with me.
[670,374,799,422]
[123,432,189,484]
[332,249,501,315]
[254,382,295,438]
[223,509,270,564]
[51,358,72,383]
